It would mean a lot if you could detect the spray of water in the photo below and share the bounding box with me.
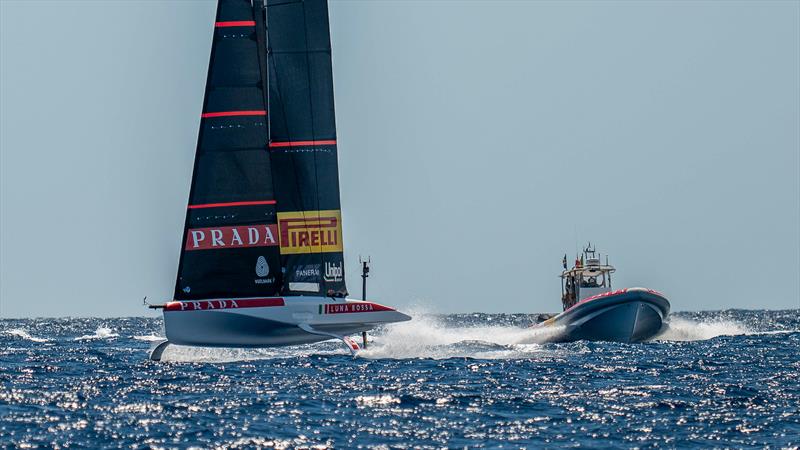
[359,308,567,359]
[4,328,50,343]
[655,317,751,341]
[74,326,119,341]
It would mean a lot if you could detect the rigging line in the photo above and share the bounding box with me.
[255,0,284,296]
[300,0,326,293]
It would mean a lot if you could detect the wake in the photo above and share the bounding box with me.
[655,317,751,341]
[360,312,563,360]
[149,311,768,362]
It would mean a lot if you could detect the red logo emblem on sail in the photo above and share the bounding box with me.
[185,224,279,250]
[277,210,343,255]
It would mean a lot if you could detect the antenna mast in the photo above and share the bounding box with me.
[360,256,370,300]
[359,256,371,349]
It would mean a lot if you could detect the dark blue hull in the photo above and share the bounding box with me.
[535,288,670,343]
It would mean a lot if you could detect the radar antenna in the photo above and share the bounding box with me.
[359,256,371,348]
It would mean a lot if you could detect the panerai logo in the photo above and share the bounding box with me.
[255,256,269,277]
[324,261,343,282]
[293,264,321,281]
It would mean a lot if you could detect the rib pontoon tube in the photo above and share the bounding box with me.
[535,288,670,343]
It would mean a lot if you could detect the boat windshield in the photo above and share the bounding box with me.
[580,272,606,288]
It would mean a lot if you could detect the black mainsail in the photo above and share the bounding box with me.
[174,0,346,301]
[267,0,346,297]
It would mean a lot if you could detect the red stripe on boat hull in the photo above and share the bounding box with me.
[165,298,285,312]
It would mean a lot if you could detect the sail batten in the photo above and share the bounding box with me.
[269,139,336,147]
[188,200,277,210]
[215,20,256,27]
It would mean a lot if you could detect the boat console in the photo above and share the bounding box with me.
[560,244,616,310]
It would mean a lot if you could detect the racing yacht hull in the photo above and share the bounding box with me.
[161,297,410,348]
[534,288,670,343]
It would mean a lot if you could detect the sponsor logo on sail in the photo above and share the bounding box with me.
[323,261,343,282]
[277,210,343,255]
[293,264,321,281]
[185,224,278,251]
[254,256,276,285]
[255,256,269,277]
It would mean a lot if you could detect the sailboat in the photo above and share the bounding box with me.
[531,244,670,343]
[147,0,410,361]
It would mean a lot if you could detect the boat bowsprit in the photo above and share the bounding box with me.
[531,244,670,343]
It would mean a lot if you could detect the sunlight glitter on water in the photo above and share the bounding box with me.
[1,310,798,448]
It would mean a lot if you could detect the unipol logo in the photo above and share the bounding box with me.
[324,261,343,282]
[255,256,269,277]
[277,210,343,255]
[185,224,279,251]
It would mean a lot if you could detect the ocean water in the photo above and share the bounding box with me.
[1,310,799,448]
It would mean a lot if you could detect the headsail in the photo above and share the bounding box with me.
[267,0,347,296]
[174,0,347,300]
[175,0,279,300]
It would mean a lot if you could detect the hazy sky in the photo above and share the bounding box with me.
[1,0,798,318]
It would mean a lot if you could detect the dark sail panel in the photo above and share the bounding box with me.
[267,0,347,296]
[174,0,281,300]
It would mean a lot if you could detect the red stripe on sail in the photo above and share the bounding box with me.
[215,21,256,28]
[201,110,266,118]
[269,140,337,148]
[164,298,285,311]
[188,200,276,209]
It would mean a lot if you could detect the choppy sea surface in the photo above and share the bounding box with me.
[2,309,799,449]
